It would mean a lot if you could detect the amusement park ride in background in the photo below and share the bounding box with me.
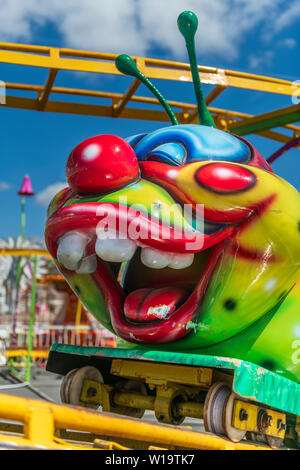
[0,178,116,380]
[0,238,116,378]
[1,9,300,451]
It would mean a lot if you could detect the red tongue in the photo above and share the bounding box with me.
[124,287,187,323]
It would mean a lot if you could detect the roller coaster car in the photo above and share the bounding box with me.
[45,11,300,451]
[46,344,300,449]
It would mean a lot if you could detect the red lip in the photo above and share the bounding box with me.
[45,201,232,343]
[45,202,233,256]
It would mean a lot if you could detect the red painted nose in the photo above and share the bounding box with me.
[66,134,140,195]
[195,162,256,194]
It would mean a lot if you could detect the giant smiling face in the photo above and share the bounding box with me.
[45,124,300,363]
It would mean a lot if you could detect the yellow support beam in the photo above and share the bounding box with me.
[205,85,227,105]
[75,300,83,327]
[0,393,270,450]
[0,41,297,94]
[0,41,298,90]
[0,248,51,258]
[37,69,58,110]
[112,78,141,117]
[5,349,49,359]
[0,41,300,146]
[2,92,299,145]
[186,85,227,123]
[110,359,213,387]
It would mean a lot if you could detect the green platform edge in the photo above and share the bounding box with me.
[50,343,300,416]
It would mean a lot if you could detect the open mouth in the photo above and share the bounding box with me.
[118,244,223,343]
[45,201,232,344]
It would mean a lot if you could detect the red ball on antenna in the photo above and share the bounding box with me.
[66,134,140,195]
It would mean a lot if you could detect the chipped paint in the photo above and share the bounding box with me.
[147,305,170,319]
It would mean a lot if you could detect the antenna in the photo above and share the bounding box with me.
[177,11,215,128]
[115,54,179,126]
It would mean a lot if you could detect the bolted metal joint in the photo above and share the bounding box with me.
[239,408,248,421]
[277,419,286,432]
[257,409,273,432]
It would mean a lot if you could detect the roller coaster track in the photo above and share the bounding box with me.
[0,42,300,146]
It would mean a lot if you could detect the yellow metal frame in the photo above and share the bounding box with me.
[0,393,270,450]
[232,400,286,439]
[81,359,287,440]
[5,349,48,359]
[110,358,213,387]
[0,42,300,145]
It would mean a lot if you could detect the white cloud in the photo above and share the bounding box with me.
[0,0,146,54]
[0,0,46,41]
[0,0,298,61]
[35,181,67,207]
[248,50,274,70]
[279,38,297,49]
[271,2,300,34]
[136,0,280,60]
[0,181,11,191]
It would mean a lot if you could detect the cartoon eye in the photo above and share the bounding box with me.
[145,142,186,166]
[195,163,256,194]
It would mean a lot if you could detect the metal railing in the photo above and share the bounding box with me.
[0,393,269,450]
[0,324,116,349]
[0,41,299,144]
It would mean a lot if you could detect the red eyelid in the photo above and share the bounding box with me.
[195,163,256,194]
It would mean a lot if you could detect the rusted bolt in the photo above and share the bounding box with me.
[277,419,286,431]
[265,415,273,427]
[87,387,97,397]
[258,409,273,430]
[261,414,273,428]
[239,409,248,421]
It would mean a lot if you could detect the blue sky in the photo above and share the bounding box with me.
[0,0,299,241]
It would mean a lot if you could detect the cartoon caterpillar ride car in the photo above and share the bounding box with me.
[45,12,300,448]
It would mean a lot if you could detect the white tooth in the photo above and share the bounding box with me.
[95,237,136,262]
[141,247,170,269]
[76,254,97,274]
[57,232,88,270]
[168,253,194,270]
